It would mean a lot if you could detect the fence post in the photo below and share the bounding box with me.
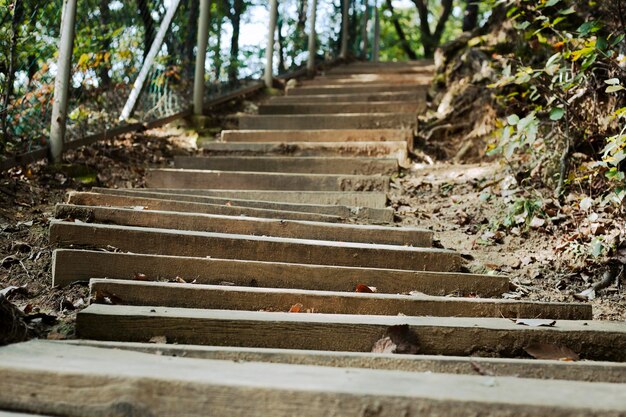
[49,0,78,164]
[339,0,349,59]
[193,0,211,116]
[119,0,182,121]
[360,1,369,59]
[307,0,318,76]
[264,0,279,88]
[373,4,380,62]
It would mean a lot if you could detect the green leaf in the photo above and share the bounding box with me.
[590,238,604,258]
[606,168,625,181]
[578,21,602,36]
[559,7,576,14]
[549,107,565,121]
[606,85,625,93]
[507,114,520,125]
[545,0,561,6]
[605,78,621,85]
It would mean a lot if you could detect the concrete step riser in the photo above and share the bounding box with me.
[53,249,501,295]
[286,84,427,96]
[5,341,626,417]
[238,113,417,131]
[50,222,462,271]
[146,169,390,192]
[269,92,425,104]
[54,204,432,247]
[89,279,591,320]
[67,192,345,223]
[77,305,626,362]
[257,102,425,115]
[127,189,389,208]
[88,188,394,223]
[220,129,412,143]
[174,156,399,175]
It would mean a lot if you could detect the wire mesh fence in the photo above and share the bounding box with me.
[0,0,367,163]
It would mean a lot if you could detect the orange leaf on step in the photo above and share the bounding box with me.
[289,303,303,313]
[355,284,374,293]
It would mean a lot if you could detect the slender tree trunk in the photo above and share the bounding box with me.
[462,0,479,32]
[385,0,417,59]
[1,0,23,143]
[277,15,287,72]
[227,0,243,83]
[99,0,112,88]
[137,0,156,61]
[412,0,453,58]
[213,13,223,80]
[184,0,199,80]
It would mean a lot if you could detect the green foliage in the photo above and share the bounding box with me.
[487,0,626,200]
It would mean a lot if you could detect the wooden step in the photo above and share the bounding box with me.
[146,169,390,192]
[238,113,417,131]
[221,128,411,142]
[53,250,505,296]
[123,189,389,208]
[54,204,432,246]
[199,142,409,164]
[64,339,626,384]
[270,92,424,104]
[89,279,591,320]
[300,74,433,85]
[66,192,345,223]
[50,222,462,271]
[174,156,399,175]
[258,102,425,115]
[76,305,626,362]
[89,188,393,222]
[285,84,428,96]
[4,341,626,417]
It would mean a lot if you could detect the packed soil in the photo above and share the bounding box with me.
[1,99,624,344]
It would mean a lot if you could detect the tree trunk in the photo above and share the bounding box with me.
[385,0,418,60]
[412,0,454,58]
[213,13,223,80]
[99,0,112,88]
[137,0,156,61]
[184,0,199,80]
[1,0,24,143]
[462,0,479,32]
[227,0,243,83]
[277,14,287,72]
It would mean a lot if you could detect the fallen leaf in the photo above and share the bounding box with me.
[574,287,596,301]
[371,324,419,354]
[134,272,149,281]
[514,319,556,327]
[0,285,28,298]
[524,342,579,361]
[149,335,167,344]
[355,284,375,293]
[289,303,303,313]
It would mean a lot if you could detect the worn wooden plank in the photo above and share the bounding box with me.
[285,84,428,96]
[66,192,344,223]
[121,189,389,208]
[220,129,412,143]
[3,341,626,417]
[238,113,417,131]
[77,304,626,362]
[199,142,409,165]
[49,222,462,271]
[146,169,390,192]
[52,250,505,296]
[54,204,432,246]
[89,279,592,320]
[174,156,399,175]
[258,102,424,115]
[89,188,394,222]
[66,340,626,384]
[269,92,425,104]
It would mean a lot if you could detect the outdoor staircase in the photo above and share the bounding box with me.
[2,61,626,416]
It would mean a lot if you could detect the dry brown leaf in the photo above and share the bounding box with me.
[524,342,579,361]
[289,303,303,313]
[355,284,374,293]
[149,335,167,344]
[134,272,149,281]
[371,324,419,354]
